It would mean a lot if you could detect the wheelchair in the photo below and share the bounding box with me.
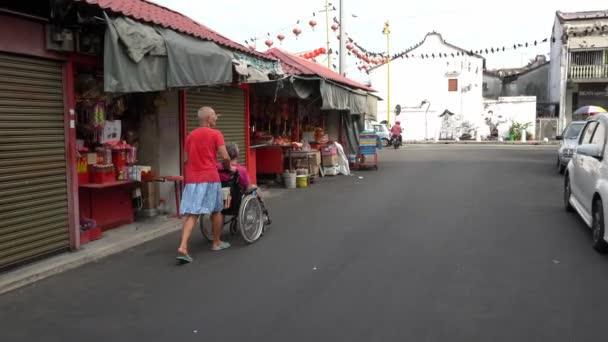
[199,170,270,244]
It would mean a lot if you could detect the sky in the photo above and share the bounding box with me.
[152,0,607,82]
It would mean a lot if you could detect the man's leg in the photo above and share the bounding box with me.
[211,211,223,248]
[178,214,199,256]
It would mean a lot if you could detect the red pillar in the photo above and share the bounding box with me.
[241,83,257,184]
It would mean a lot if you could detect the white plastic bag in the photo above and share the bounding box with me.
[334,142,350,176]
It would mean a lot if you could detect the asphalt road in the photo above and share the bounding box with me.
[3,145,608,342]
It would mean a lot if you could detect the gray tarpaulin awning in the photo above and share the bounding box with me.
[320,80,376,116]
[104,13,168,92]
[103,14,279,93]
[158,28,233,88]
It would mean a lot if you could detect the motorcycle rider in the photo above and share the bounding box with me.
[390,121,403,145]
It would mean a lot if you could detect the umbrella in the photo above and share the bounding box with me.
[574,106,607,115]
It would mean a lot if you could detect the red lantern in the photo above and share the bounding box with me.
[304,52,311,59]
[331,23,339,32]
[346,43,354,50]
[265,39,273,48]
[352,48,359,55]
[358,65,363,71]
[277,34,285,43]
[309,20,317,30]
[293,27,302,39]
[320,47,326,54]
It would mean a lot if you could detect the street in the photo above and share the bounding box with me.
[3,145,608,341]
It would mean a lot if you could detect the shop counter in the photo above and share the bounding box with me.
[79,181,136,231]
[254,145,291,175]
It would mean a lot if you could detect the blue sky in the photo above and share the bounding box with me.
[153,0,606,81]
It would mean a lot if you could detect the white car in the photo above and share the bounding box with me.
[564,114,608,252]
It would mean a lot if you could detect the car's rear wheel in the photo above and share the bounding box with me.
[381,138,389,147]
[564,176,574,212]
[557,158,565,174]
[592,198,608,253]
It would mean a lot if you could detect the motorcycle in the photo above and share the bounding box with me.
[391,134,402,149]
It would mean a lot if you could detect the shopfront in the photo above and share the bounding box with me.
[246,49,380,183]
[0,0,279,270]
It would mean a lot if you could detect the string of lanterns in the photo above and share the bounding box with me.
[244,5,338,50]
[297,47,328,60]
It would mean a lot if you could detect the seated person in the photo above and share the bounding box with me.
[217,142,270,225]
[216,142,253,192]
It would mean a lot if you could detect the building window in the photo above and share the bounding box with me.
[448,78,458,92]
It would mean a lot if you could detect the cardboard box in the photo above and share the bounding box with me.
[322,154,338,166]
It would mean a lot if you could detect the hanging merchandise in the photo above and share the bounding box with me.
[93,102,106,129]
[101,120,121,144]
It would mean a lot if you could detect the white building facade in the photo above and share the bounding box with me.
[549,10,608,131]
[369,32,486,141]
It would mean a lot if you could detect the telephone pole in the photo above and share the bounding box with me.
[325,0,332,69]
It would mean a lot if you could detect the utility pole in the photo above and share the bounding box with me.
[382,21,391,125]
[325,0,332,69]
[339,0,346,75]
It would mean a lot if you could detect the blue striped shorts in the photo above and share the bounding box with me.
[179,182,223,215]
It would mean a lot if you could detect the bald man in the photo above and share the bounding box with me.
[177,106,234,263]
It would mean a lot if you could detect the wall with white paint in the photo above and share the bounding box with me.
[482,96,537,138]
[370,32,485,140]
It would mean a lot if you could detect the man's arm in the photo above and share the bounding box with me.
[218,145,234,172]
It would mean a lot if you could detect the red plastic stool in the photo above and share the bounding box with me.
[162,176,184,218]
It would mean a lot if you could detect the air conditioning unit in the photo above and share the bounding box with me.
[45,25,75,52]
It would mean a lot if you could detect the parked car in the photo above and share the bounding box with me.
[556,121,586,174]
[373,123,391,147]
[564,114,608,252]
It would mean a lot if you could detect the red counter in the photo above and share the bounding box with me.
[79,181,135,231]
[255,146,290,175]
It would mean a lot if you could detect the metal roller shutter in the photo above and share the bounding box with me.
[0,53,69,270]
[186,87,246,165]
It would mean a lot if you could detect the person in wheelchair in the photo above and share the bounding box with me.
[217,143,270,225]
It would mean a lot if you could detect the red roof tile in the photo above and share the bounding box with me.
[80,0,273,60]
[265,48,374,92]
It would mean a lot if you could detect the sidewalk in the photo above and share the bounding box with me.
[0,217,182,296]
[403,140,558,146]
[0,187,283,296]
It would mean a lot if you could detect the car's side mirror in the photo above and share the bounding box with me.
[556,135,563,140]
[577,144,603,160]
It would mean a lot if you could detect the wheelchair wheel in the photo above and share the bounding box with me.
[199,215,214,242]
[238,195,264,243]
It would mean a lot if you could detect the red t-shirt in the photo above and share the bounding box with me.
[184,127,225,184]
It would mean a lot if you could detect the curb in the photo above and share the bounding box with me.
[403,141,558,146]
[0,219,182,296]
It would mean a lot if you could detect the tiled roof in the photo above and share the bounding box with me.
[557,10,608,21]
[265,48,374,92]
[79,0,273,60]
